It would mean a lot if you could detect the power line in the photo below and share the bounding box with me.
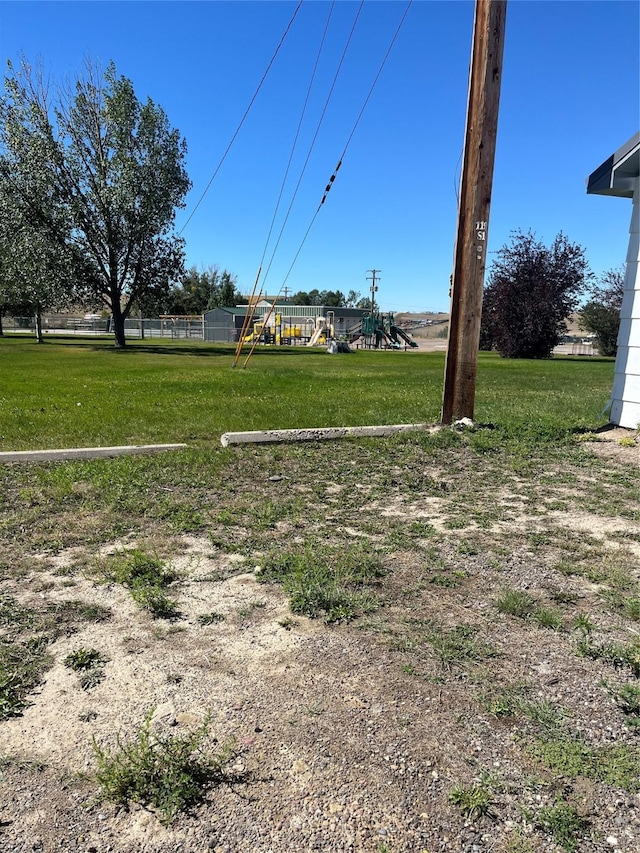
[271,0,413,297]
[333,0,413,172]
[255,1,337,287]
[177,0,304,236]
[259,0,365,295]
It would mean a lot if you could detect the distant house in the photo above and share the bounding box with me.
[587,132,640,429]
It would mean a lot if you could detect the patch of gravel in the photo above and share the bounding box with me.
[2,529,640,853]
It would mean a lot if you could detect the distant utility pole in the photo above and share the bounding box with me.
[441,0,507,424]
[282,287,291,302]
[366,269,381,313]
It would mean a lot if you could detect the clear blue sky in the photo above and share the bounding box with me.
[1,0,638,312]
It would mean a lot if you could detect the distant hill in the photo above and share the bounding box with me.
[394,312,450,339]
[394,311,584,340]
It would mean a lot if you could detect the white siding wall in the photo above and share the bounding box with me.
[611,177,640,429]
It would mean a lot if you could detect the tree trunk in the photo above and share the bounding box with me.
[0,309,4,336]
[111,307,127,347]
[35,307,44,343]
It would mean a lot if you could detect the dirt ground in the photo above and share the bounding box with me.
[1,425,639,853]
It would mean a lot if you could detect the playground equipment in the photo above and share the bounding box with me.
[237,308,417,352]
[358,312,419,350]
[240,311,341,347]
[307,312,335,347]
[242,314,310,346]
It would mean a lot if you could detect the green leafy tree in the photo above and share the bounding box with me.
[216,270,243,308]
[289,288,346,307]
[319,289,346,307]
[291,290,310,305]
[159,267,243,315]
[579,266,625,356]
[0,170,75,341]
[480,230,591,358]
[163,268,211,315]
[0,57,191,347]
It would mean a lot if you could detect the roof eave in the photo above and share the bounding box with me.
[587,131,640,198]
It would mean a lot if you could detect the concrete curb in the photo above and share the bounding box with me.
[221,423,437,447]
[0,444,188,464]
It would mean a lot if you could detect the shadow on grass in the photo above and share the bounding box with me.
[118,344,330,358]
[7,335,338,358]
[2,336,329,358]
[553,356,615,365]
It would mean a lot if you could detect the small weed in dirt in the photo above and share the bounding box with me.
[157,501,205,533]
[104,550,179,619]
[236,600,266,619]
[496,588,536,619]
[605,682,640,727]
[131,585,179,619]
[79,668,106,689]
[483,687,522,719]
[483,689,564,735]
[428,573,462,588]
[448,781,494,818]
[502,833,536,853]
[457,538,480,556]
[0,636,51,719]
[520,699,565,733]
[573,613,596,637]
[0,755,47,773]
[258,544,385,624]
[547,587,579,606]
[79,709,99,722]
[425,624,497,671]
[407,521,437,539]
[623,597,640,621]
[93,710,241,825]
[43,600,112,633]
[532,606,564,631]
[64,647,106,671]
[537,801,589,852]
[0,595,35,629]
[528,736,640,791]
[498,591,568,631]
[617,437,637,448]
[64,647,108,690]
[196,611,225,626]
[576,636,640,677]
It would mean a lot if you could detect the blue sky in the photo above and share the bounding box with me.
[1,0,638,312]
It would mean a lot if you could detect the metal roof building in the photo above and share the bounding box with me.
[587,132,640,429]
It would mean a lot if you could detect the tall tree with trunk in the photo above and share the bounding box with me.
[0,57,191,346]
[480,230,591,358]
[0,177,72,341]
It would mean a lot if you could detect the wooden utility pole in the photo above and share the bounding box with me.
[366,269,381,314]
[441,0,507,424]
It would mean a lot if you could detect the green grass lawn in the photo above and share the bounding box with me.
[0,335,615,451]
